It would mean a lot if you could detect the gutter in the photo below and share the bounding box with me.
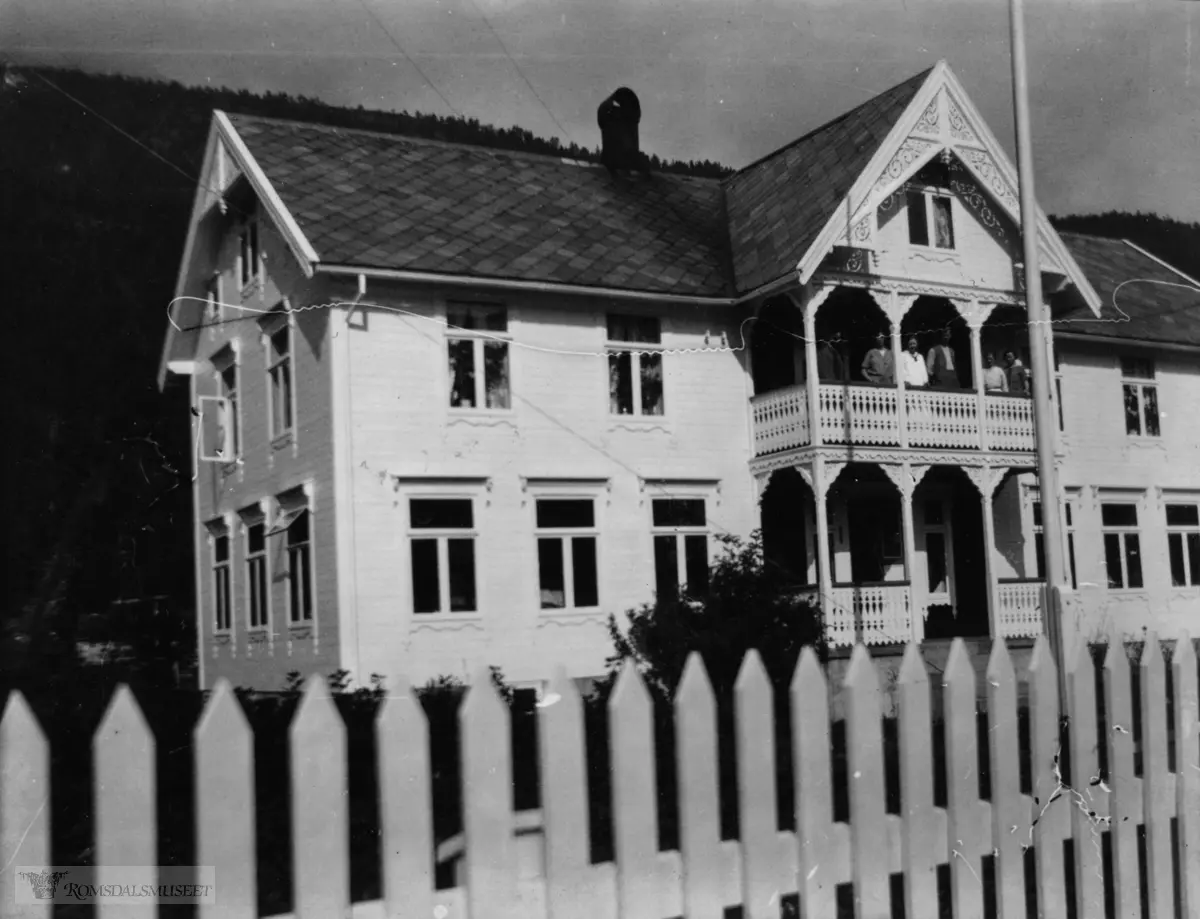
[1053,330,1200,354]
[316,263,796,307]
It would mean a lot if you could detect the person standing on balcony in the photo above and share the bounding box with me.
[861,332,894,385]
[926,328,960,389]
[901,336,928,387]
[817,330,847,382]
[983,352,1008,391]
[1005,350,1031,395]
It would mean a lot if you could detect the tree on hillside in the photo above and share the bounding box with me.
[599,532,825,698]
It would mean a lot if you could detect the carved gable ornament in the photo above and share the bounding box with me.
[809,61,1098,313]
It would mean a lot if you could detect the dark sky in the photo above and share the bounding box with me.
[5,0,1198,219]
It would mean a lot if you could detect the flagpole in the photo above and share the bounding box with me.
[1009,0,1069,710]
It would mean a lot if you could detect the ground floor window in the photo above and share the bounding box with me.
[246,520,269,628]
[210,523,232,632]
[651,498,709,603]
[1166,503,1200,587]
[1101,502,1143,589]
[1033,500,1078,589]
[409,498,477,614]
[536,498,599,609]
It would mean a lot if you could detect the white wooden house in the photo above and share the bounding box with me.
[158,61,1199,690]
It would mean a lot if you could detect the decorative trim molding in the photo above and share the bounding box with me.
[392,474,494,492]
[748,445,1037,478]
[914,94,941,135]
[521,476,612,493]
[536,613,607,630]
[410,616,486,635]
[872,137,940,199]
[957,148,1018,213]
[447,414,518,430]
[802,283,838,321]
[946,96,980,145]
[815,271,1024,306]
[640,477,722,493]
[963,464,1007,498]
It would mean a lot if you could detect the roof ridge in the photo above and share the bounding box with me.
[223,110,606,169]
[723,65,934,183]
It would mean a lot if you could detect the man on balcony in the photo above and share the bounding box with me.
[983,352,1008,392]
[817,330,848,382]
[1005,350,1031,395]
[926,328,960,389]
[861,332,894,385]
[901,336,929,387]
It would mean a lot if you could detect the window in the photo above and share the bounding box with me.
[924,500,949,596]
[1101,503,1143,589]
[907,191,955,250]
[447,303,510,410]
[268,323,294,438]
[212,348,240,460]
[652,498,709,603]
[205,275,222,331]
[409,498,477,614]
[536,499,599,609]
[239,219,260,288]
[1033,500,1077,589]
[269,490,313,623]
[1166,503,1200,587]
[1120,356,1159,437]
[211,524,232,632]
[607,314,664,416]
[245,520,270,628]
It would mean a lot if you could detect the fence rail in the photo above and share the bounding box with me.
[2,634,1198,919]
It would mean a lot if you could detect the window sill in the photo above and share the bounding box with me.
[447,409,516,426]
[240,279,262,299]
[538,608,606,628]
[608,415,669,432]
[409,612,484,633]
[220,460,242,478]
[271,430,295,451]
[246,628,271,642]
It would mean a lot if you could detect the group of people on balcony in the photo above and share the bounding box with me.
[816,328,1032,394]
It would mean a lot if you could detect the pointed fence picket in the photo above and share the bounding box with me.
[3,633,1199,919]
[0,692,50,919]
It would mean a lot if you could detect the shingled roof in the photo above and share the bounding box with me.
[229,114,733,297]
[723,68,932,292]
[1058,233,1200,348]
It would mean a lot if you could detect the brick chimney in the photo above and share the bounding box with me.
[597,87,643,173]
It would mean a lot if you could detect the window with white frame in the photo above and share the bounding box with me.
[239,218,260,289]
[906,189,955,250]
[269,488,314,623]
[1166,502,1200,587]
[607,314,664,416]
[1032,499,1077,589]
[1101,502,1144,590]
[536,498,599,609]
[209,520,232,632]
[205,274,222,332]
[446,303,511,410]
[651,498,709,603]
[1120,356,1160,437]
[244,515,270,628]
[211,346,240,460]
[409,498,477,614]
[265,317,294,439]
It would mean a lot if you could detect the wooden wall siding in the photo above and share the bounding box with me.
[2,635,1198,918]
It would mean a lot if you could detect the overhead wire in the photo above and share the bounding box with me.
[353,0,463,117]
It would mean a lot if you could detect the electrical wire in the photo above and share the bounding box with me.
[354,0,462,118]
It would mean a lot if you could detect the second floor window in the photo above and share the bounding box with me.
[607,314,664,416]
[906,190,955,249]
[215,354,240,460]
[1101,502,1143,590]
[268,324,294,438]
[410,498,477,614]
[1033,500,1077,589]
[239,219,260,289]
[205,275,222,331]
[246,520,270,628]
[447,304,510,409]
[1166,503,1200,587]
[271,491,314,624]
[1120,356,1159,437]
[536,498,599,609]
[212,527,232,632]
[652,498,709,603]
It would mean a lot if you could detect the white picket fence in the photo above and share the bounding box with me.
[2,634,1199,919]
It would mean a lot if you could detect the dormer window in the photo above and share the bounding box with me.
[906,189,955,250]
[239,218,260,289]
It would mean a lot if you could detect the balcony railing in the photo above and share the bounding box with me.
[750,382,1035,456]
[996,578,1044,639]
[827,582,912,647]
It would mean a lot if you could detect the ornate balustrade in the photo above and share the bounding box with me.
[996,578,1043,638]
[750,385,809,455]
[750,385,1036,457]
[816,383,900,446]
[828,582,912,646]
[985,393,1036,451]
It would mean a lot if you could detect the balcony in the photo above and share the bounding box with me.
[751,382,1035,457]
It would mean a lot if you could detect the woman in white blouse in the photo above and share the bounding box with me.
[900,336,929,387]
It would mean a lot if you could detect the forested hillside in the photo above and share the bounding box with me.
[1,62,1194,683]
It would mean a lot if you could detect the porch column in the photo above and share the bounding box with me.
[966,466,1005,639]
[886,291,918,448]
[811,456,832,611]
[971,322,986,450]
[884,462,928,643]
[799,285,834,448]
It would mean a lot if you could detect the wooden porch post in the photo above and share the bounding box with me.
[812,456,833,615]
[885,462,926,643]
[967,466,1005,640]
[802,288,825,448]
